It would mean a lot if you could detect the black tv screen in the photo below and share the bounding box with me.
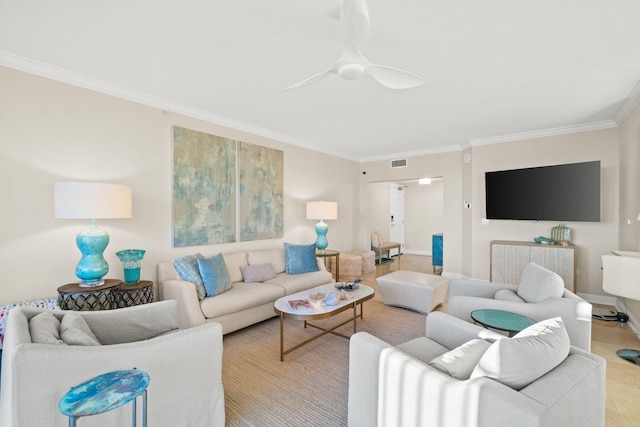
[485,161,601,222]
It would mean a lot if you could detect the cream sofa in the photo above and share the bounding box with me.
[158,248,333,333]
[0,301,225,426]
[348,312,606,427]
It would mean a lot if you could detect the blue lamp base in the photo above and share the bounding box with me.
[315,220,329,250]
[75,222,110,287]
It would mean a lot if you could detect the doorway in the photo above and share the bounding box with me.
[389,184,405,256]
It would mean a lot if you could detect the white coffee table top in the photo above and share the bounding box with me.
[274,283,374,320]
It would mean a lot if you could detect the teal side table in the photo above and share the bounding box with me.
[59,369,150,427]
[471,309,535,337]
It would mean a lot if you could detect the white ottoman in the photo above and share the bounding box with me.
[376,271,450,315]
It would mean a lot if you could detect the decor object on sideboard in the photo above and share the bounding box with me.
[55,182,132,287]
[602,253,640,364]
[551,224,572,245]
[306,201,338,250]
[116,249,146,285]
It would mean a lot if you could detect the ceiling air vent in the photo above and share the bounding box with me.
[390,159,408,168]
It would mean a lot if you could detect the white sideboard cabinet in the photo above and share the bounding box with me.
[490,240,576,292]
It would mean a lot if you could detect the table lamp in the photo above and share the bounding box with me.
[306,201,338,250]
[55,182,133,287]
[602,254,640,364]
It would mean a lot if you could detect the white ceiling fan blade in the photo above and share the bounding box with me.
[282,68,335,92]
[342,0,370,50]
[367,64,425,89]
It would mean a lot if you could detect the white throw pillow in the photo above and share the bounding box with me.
[470,317,570,390]
[429,339,492,380]
[517,262,564,303]
[60,312,101,346]
[29,312,63,344]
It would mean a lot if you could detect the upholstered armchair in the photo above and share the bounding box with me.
[0,301,225,426]
[447,262,592,351]
[348,312,605,427]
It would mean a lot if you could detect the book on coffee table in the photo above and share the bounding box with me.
[287,299,315,312]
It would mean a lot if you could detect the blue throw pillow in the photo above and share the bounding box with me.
[172,253,206,300]
[284,243,319,275]
[197,253,232,297]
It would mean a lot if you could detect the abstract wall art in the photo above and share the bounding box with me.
[172,126,236,247]
[238,141,284,241]
[172,126,284,247]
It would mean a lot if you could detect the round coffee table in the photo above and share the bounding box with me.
[471,309,535,337]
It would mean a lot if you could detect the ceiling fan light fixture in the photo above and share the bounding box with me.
[338,63,365,80]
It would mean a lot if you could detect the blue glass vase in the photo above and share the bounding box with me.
[116,249,146,285]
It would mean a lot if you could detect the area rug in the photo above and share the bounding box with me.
[222,284,427,426]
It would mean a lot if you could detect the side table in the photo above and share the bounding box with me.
[316,249,340,281]
[58,280,153,311]
[59,369,150,426]
[471,309,535,337]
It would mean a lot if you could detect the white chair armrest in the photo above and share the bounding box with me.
[159,279,206,328]
[348,332,394,427]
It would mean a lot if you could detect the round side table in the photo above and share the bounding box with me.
[58,280,154,311]
[59,369,150,427]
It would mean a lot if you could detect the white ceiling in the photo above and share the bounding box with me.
[2,0,640,162]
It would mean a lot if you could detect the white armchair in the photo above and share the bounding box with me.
[447,262,592,351]
[348,312,605,427]
[0,301,225,426]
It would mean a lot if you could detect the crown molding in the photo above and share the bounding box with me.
[613,78,640,125]
[0,51,360,162]
[469,120,618,147]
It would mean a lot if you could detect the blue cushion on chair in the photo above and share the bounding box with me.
[284,243,319,275]
[172,253,206,300]
[198,253,232,297]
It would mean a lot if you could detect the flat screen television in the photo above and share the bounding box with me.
[485,160,601,222]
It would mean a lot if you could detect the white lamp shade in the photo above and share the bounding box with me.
[55,182,132,219]
[306,201,338,221]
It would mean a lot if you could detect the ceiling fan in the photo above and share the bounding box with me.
[283,0,425,91]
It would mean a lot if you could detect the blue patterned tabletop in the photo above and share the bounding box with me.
[59,369,150,417]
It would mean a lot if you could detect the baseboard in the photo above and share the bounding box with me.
[403,249,432,256]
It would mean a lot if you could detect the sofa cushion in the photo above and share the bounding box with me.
[200,282,285,319]
[247,249,286,274]
[265,271,333,295]
[284,243,319,275]
[240,263,277,282]
[429,339,492,380]
[494,289,526,303]
[198,254,233,297]
[517,262,564,303]
[222,251,248,283]
[173,253,206,300]
[60,312,101,346]
[29,312,63,344]
[471,317,570,390]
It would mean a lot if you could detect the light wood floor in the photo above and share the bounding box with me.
[358,253,640,427]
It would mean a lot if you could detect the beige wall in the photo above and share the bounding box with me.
[468,128,619,296]
[0,66,357,304]
[618,102,640,319]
